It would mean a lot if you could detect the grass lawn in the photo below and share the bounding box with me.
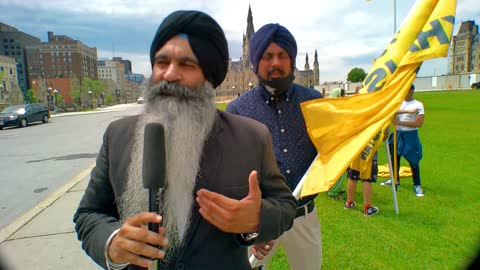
[220,90,480,269]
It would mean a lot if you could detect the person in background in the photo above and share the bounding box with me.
[329,87,344,98]
[344,153,380,216]
[380,84,425,197]
[73,11,297,270]
[227,23,323,270]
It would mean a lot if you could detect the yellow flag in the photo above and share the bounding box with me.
[299,0,456,197]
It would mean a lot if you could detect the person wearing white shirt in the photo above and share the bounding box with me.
[381,84,425,197]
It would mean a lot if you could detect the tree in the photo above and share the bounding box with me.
[347,67,367,83]
[70,77,82,106]
[81,77,104,108]
[25,89,37,103]
[105,93,114,105]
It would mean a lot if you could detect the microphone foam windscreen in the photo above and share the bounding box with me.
[143,123,166,189]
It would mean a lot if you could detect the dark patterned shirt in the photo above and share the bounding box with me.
[226,84,322,206]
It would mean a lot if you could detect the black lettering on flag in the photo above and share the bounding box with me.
[409,15,455,52]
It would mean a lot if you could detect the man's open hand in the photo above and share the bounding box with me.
[196,170,262,233]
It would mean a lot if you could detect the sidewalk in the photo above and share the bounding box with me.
[0,103,142,269]
[0,165,102,269]
[50,103,140,118]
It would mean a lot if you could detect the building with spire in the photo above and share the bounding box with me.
[449,20,480,74]
[218,5,319,95]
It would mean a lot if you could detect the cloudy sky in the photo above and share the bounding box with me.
[1,0,478,82]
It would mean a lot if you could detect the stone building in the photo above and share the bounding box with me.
[0,55,23,108]
[449,20,480,74]
[217,6,319,96]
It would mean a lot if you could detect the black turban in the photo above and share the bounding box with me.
[249,23,297,74]
[150,10,229,88]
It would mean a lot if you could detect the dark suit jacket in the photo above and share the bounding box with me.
[73,110,297,270]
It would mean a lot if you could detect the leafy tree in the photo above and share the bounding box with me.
[25,89,37,103]
[81,77,104,97]
[347,67,367,83]
[105,93,114,105]
[70,78,82,106]
[55,94,64,106]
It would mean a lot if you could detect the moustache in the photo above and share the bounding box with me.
[268,68,285,77]
[147,80,197,99]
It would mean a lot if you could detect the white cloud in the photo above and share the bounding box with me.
[1,0,471,82]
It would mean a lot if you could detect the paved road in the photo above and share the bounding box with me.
[0,104,142,230]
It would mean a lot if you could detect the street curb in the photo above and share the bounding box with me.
[0,163,95,244]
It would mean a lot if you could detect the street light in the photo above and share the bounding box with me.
[88,90,93,109]
[47,86,53,110]
[53,89,59,112]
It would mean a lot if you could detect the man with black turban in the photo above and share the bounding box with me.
[227,23,323,270]
[74,11,296,270]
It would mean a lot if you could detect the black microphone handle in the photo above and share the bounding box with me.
[148,188,160,234]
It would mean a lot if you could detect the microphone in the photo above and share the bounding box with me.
[142,123,166,267]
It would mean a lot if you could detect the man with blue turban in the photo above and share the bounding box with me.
[227,23,323,269]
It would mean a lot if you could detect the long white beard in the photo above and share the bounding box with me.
[118,80,216,257]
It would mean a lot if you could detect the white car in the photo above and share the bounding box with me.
[137,96,144,104]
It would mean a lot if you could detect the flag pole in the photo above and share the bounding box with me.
[385,132,399,214]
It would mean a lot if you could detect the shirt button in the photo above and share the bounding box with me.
[283,148,288,153]
[266,100,269,104]
[286,169,291,174]
[281,128,285,133]
[270,97,274,100]
[278,110,282,114]
[286,98,289,102]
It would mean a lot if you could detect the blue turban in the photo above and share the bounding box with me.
[249,23,297,74]
[149,10,229,88]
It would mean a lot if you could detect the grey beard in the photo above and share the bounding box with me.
[118,79,216,260]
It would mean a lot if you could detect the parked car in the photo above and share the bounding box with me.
[471,81,480,89]
[0,103,50,129]
[137,96,145,104]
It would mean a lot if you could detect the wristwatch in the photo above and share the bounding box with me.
[241,232,259,242]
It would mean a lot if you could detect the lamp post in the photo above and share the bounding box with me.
[53,89,59,112]
[47,86,53,110]
[393,0,397,34]
[88,90,93,109]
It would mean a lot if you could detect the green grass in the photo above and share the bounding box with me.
[216,102,228,111]
[223,90,480,269]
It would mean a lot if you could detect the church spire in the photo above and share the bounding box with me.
[313,50,319,85]
[243,4,255,69]
[246,4,255,40]
[304,53,310,70]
